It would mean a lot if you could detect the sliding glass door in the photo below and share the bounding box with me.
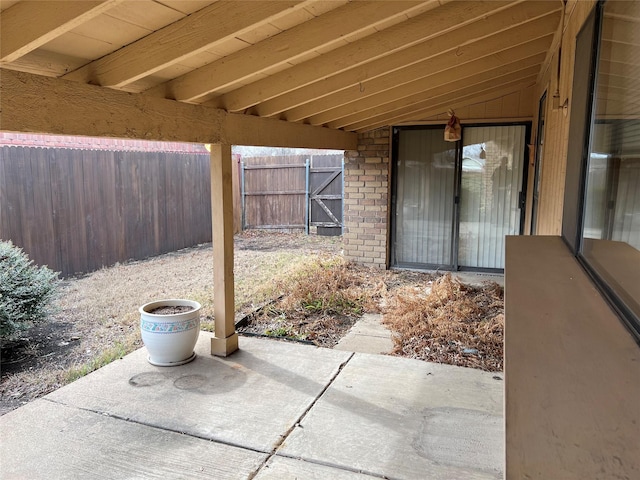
[392,127,457,268]
[459,125,527,269]
[392,124,527,271]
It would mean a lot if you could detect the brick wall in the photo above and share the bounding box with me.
[343,127,391,268]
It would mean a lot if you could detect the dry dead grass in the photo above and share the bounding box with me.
[383,273,504,371]
[240,258,389,346]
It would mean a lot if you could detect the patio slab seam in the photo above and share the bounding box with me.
[251,351,355,478]
[271,451,401,480]
[39,396,269,455]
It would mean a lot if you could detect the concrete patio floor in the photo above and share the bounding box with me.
[1,332,504,479]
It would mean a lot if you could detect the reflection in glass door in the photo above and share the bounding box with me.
[392,128,457,267]
[531,93,547,234]
[458,125,527,269]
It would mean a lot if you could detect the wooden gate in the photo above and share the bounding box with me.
[240,154,343,233]
[309,156,343,234]
[241,157,307,230]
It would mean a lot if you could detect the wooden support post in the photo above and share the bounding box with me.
[210,143,239,356]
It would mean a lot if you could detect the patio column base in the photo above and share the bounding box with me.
[211,333,239,357]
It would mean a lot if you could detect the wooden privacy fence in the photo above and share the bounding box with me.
[0,146,242,277]
[241,154,344,234]
[1,147,340,277]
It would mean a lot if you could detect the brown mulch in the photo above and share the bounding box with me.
[240,263,505,371]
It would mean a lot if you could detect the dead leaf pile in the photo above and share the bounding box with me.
[383,273,504,371]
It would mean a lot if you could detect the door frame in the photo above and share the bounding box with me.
[390,125,460,271]
[531,91,547,235]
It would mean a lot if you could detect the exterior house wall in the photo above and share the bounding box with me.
[343,128,390,268]
[530,0,597,235]
[343,1,599,268]
[343,90,536,269]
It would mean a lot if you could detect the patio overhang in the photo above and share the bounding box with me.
[0,69,357,150]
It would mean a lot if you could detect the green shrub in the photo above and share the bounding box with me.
[0,240,59,339]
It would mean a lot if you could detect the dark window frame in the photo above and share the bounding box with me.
[572,0,640,343]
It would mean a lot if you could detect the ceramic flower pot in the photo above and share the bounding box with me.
[139,299,201,366]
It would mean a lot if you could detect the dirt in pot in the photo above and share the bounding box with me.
[149,306,194,315]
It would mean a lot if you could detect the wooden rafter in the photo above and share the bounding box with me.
[262,2,561,119]
[310,37,551,127]
[332,63,542,130]
[62,0,310,87]
[0,0,567,135]
[145,0,432,102]
[350,78,537,132]
[0,0,123,63]
[211,1,518,112]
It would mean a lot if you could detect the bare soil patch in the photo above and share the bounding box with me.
[149,306,194,315]
[0,231,504,415]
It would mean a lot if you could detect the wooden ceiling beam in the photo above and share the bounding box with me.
[259,2,560,118]
[146,1,432,103]
[0,0,123,63]
[0,70,356,150]
[347,77,537,132]
[62,0,308,88]
[296,32,553,125]
[330,63,542,130]
[212,1,520,112]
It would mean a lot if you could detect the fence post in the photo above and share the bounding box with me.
[304,158,310,235]
[240,160,246,231]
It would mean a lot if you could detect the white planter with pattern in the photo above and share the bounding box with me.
[139,299,201,366]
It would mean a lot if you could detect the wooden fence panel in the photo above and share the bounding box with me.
[243,163,307,229]
[310,165,343,228]
[0,146,217,277]
[1,148,30,260]
[0,148,339,276]
[82,149,114,273]
[50,148,89,276]
[182,153,212,248]
[30,148,56,269]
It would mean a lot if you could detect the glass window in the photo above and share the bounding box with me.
[580,1,640,336]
